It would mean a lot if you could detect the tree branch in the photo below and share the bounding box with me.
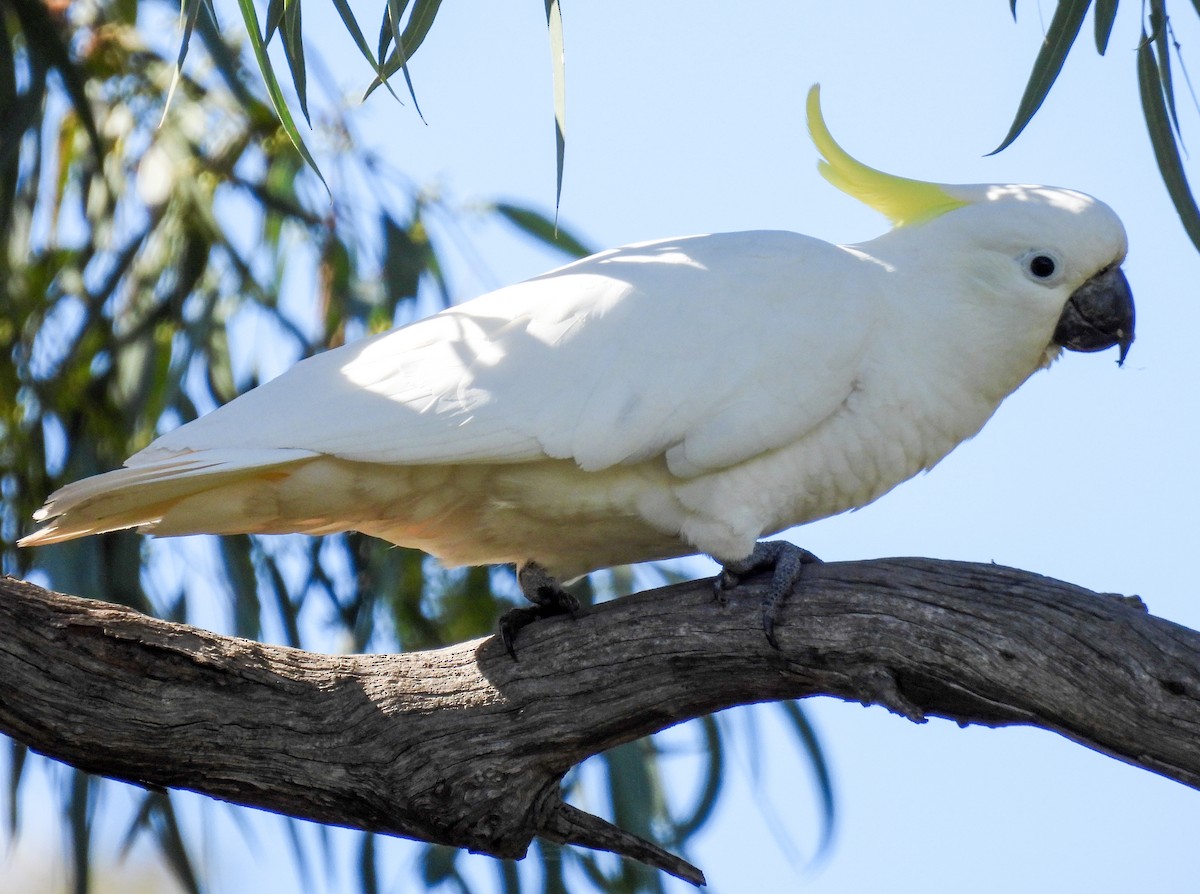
[3,558,1199,885]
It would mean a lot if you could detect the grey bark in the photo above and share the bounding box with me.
[2,558,1198,885]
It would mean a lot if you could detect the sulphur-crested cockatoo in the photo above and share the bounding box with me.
[22,86,1135,651]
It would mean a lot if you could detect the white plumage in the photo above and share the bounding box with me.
[21,88,1135,597]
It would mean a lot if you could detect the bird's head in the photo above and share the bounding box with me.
[806,85,1135,367]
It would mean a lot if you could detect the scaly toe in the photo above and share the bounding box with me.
[714,541,823,649]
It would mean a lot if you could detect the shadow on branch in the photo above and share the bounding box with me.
[2,558,1197,884]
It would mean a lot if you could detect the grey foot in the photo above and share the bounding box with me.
[499,561,580,659]
[713,541,822,649]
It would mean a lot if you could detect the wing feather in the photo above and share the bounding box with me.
[133,231,877,477]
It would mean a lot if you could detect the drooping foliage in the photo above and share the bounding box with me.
[1001,0,1200,249]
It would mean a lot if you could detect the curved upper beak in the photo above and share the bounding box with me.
[1052,265,1136,366]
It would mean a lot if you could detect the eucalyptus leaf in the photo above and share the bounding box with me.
[265,0,286,43]
[421,843,459,885]
[377,0,408,60]
[264,551,303,647]
[329,0,398,101]
[778,699,836,856]
[668,715,724,843]
[5,741,25,836]
[497,859,522,894]
[365,0,443,111]
[220,534,262,639]
[1148,0,1180,133]
[1094,0,1118,54]
[376,0,423,117]
[603,741,666,892]
[149,792,202,894]
[360,832,379,894]
[68,769,92,894]
[281,0,310,125]
[1137,31,1200,251]
[539,839,571,894]
[992,0,1092,154]
[281,816,317,890]
[161,0,205,123]
[117,789,154,859]
[234,0,327,191]
[546,0,567,212]
[494,202,591,258]
[381,215,428,306]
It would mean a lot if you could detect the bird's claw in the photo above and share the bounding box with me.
[499,600,577,659]
[712,569,739,604]
[501,561,579,659]
[714,541,822,649]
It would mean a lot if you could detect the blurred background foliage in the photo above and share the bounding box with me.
[8,0,1193,890]
[0,0,832,891]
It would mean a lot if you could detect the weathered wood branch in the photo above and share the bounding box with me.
[3,559,1199,885]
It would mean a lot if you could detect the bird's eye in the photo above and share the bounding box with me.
[1019,250,1063,285]
[1029,255,1056,278]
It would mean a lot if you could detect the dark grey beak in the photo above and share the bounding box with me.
[1052,265,1135,366]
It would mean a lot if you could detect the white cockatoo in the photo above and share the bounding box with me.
[22,86,1135,651]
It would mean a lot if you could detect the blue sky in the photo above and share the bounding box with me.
[7,2,1200,892]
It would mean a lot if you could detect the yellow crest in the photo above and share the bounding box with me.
[806,85,968,227]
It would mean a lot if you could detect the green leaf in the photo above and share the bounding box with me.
[6,741,25,835]
[161,0,207,125]
[366,0,425,118]
[364,0,443,111]
[1147,0,1180,133]
[668,716,724,843]
[360,832,379,894]
[328,0,396,100]
[602,741,664,891]
[149,793,202,894]
[219,534,262,639]
[496,859,521,894]
[281,0,310,125]
[265,0,286,43]
[234,0,328,192]
[377,0,407,60]
[993,0,1092,153]
[537,839,570,894]
[263,552,303,647]
[192,0,265,113]
[68,769,93,894]
[494,202,591,258]
[1094,0,1118,54]
[281,816,318,887]
[778,700,836,857]
[381,215,427,307]
[403,0,443,53]
[545,0,567,212]
[374,0,414,107]
[1137,29,1200,251]
[420,844,459,885]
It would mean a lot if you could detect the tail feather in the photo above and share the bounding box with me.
[19,449,318,546]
